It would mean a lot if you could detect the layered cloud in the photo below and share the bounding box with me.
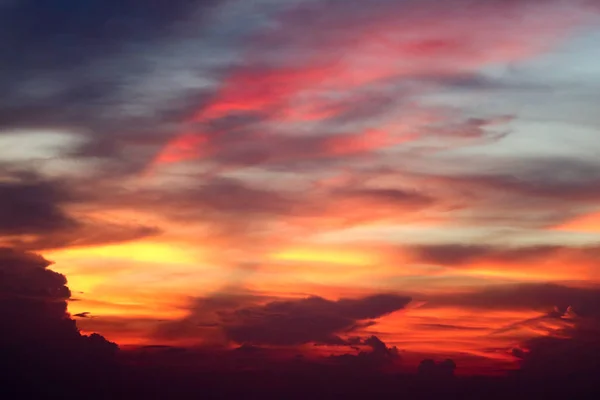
[0,170,160,251]
[2,0,600,381]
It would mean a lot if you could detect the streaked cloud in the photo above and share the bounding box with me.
[2,0,600,377]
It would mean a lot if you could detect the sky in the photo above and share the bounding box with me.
[2,0,600,377]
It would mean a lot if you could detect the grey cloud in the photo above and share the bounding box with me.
[405,244,592,267]
[0,175,77,236]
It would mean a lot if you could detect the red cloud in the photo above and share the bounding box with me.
[151,0,590,171]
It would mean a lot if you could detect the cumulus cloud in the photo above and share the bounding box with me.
[0,247,118,395]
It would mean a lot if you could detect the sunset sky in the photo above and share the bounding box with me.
[2,0,600,375]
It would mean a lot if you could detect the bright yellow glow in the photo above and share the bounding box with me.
[46,241,199,265]
[271,248,376,266]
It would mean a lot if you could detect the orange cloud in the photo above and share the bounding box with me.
[552,210,600,232]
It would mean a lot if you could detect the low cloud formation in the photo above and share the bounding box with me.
[508,286,600,379]
[225,294,411,346]
[419,281,600,382]
[418,358,457,379]
[156,293,411,347]
[0,247,118,396]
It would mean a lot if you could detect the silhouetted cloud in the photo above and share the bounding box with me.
[0,247,118,396]
[223,294,411,346]
[418,358,457,379]
[156,293,411,346]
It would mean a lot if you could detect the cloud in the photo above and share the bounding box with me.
[0,0,226,178]
[328,335,401,371]
[434,156,600,203]
[0,170,161,250]
[0,0,595,185]
[506,285,600,379]
[403,282,600,381]
[0,247,118,394]
[223,294,411,346]
[0,174,77,235]
[156,293,411,346]
[427,283,600,314]
[403,243,600,281]
[334,188,433,209]
[1,0,596,249]
[2,0,600,396]
[417,358,457,379]
[148,0,595,173]
[406,244,599,267]
[377,155,600,230]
